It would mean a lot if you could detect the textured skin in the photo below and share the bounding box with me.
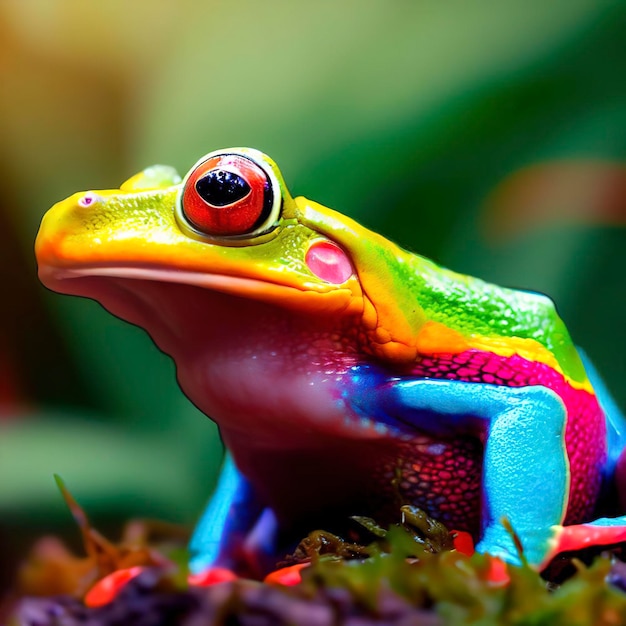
[377,433,484,533]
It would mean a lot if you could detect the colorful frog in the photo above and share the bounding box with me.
[36,148,626,577]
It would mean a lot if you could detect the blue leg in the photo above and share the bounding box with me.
[347,368,569,566]
[189,453,277,575]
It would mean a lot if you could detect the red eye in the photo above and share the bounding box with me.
[180,154,277,237]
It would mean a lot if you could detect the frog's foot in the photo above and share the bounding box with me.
[539,518,626,569]
[264,563,309,586]
[190,495,281,579]
[479,517,626,571]
[188,567,238,587]
[189,454,282,578]
[84,566,146,607]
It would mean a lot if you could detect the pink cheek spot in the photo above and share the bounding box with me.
[305,240,353,284]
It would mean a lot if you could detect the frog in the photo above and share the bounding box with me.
[35,147,626,577]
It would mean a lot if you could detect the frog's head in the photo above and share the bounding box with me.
[37,148,362,314]
[36,148,427,439]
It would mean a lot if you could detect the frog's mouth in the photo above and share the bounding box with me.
[39,263,350,313]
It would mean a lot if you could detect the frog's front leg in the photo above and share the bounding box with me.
[189,453,278,577]
[349,368,570,566]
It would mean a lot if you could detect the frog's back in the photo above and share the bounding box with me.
[408,257,587,381]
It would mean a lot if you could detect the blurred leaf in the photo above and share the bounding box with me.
[0,415,219,521]
[481,161,626,242]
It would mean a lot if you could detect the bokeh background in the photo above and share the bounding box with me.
[1,0,625,588]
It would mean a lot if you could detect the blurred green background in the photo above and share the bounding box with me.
[1,0,625,587]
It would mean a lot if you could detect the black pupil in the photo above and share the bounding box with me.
[195,169,251,206]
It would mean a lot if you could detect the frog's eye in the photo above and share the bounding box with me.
[178,153,280,239]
